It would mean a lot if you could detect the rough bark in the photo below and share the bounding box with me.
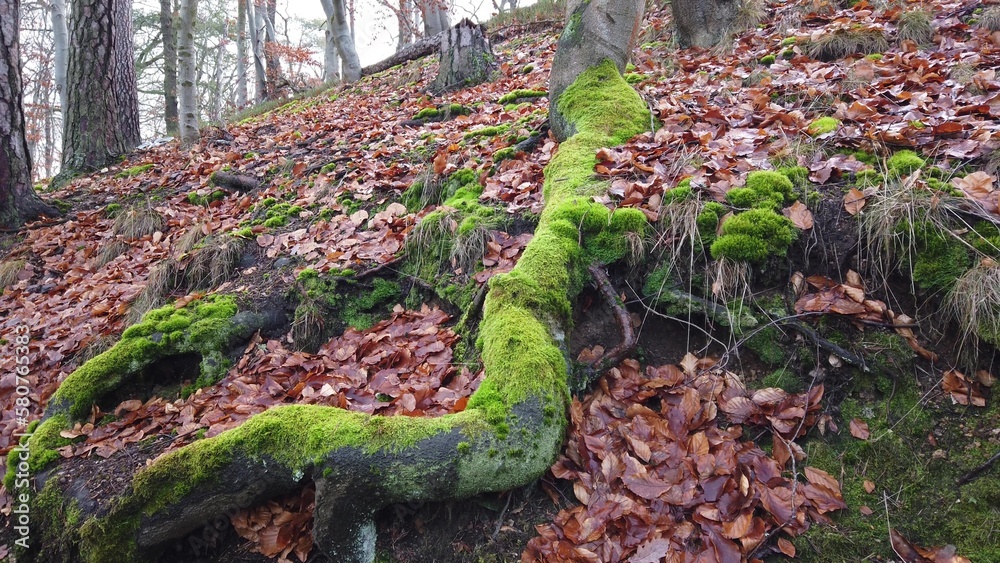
[262,0,284,96]
[178,0,199,146]
[397,0,413,50]
[61,0,141,173]
[361,29,443,77]
[671,0,739,49]
[236,0,248,107]
[329,0,361,82]
[430,19,498,94]
[0,0,59,228]
[548,0,645,141]
[160,0,179,137]
[318,0,341,83]
[50,0,69,117]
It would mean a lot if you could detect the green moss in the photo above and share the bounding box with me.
[727,171,795,210]
[260,197,277,208]
[865,52,883,60]
[624,72,644,84]
[900,221,971,292]
[263,216,287,228]
[781,37,798,46]
[759,54,776,65]
[854,169,882,187]
[464,124,510,140]
[497,89,546,104]
[664,186,694,204]
[887,149,926,175]
[746,326,787,366]
[760,367,802,392]
[711,208,797,263]
[494,147,516,161]
[3,414,71,490]
[807,116,840,136]
[116,164,154,178]
[104,203,123,218]
[778,166,810,189]
[966,221,1000,258]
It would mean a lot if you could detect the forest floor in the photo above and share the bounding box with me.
[2,0,1000,561]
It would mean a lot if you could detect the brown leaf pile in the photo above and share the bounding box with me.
[524,357,844,562]
[230,485,315,562]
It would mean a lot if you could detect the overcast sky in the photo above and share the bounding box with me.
[284,0,516,67]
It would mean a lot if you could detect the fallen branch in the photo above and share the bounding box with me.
[588,265,637,373]
[210,171,260,193]
[957,449,1000,486]
[778,317,868,370]
[354,255,406,280]
[361,31,446,77]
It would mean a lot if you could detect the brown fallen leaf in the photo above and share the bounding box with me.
[850,418,870,440]
[863,480,875,494]
[859,505,874,516]
[844,187,868,215]
[777,537,796,557]
[783,200,814,230]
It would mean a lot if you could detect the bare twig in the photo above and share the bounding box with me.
[588,265,637,372]
[957,449,1000,486]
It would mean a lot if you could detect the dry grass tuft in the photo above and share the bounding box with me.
[127,262,179,324]
[183,235,246,290]
[896,9,933,45]
[733,0,765,33]
[113,205,165,240]
[95,241,130,268]
[947,258,1000,367]
[291,301,325,352]
[806,27,889,61]
[175,223,207,256]
[0,260,26,290]
[451,224,490,277]
[977,7,1000,32]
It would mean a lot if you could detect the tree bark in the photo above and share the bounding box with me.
[160,0,179,137]
[177,0,199,146]
[329,0,361,82]
[236,0,248,107]
[430,19,498,94]
[421,0,449,36]
[318,0,341,83]
[0,0,59,228]
[671,0,739,49]
[548,0,645,140]
[50,0,69,117]
[397,0,413,50]
[246,0,266,102]
[61,0,141,173]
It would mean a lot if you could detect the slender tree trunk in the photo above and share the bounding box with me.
[422,0,449,36]
[178,0,199,146]
[318,0,340,82]
[329,0,361,82]
[236,0,247,107]
[50,0,68,117]
[0,0,59,228]
[262,0,283,96]
[671,0,739,49]
[61,0,141,173]
[210,21,225,122]
[397,0,413,51]
[247,0,266,102]
[160,0,179,137]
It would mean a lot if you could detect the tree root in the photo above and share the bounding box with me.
[209,171,260,193]
[588,264,637,373]
[957,449,1000,486]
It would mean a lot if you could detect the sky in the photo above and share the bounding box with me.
[283,0,520,67]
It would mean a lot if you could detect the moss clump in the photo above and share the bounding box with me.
[412,104,471,120]
[46,295,242,422]
[664,186,694,204]
[104,203,123,218]
[778,166,810,189]
[807,116,840,136]
[624,73,644,84]
[497,89,546,104]
[746,326,787,366]
[710,208,797,263]
[3,413,72,490]
[494,147,516,161]
[116,164,154,178]
[899,221,970,292]
[759,54,776,65]
[887,149,925,175]
[726,170,794,210]
[781,37,797,46]
[464,124,511,140]
[760,367,802,392]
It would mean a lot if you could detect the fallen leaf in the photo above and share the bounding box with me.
[784,200,814,229]
[863,480,875,494]
[850,418,870,440]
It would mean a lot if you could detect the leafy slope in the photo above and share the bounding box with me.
[2,0,1000,561]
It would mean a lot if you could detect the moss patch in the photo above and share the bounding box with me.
[807,116,840,136]
[710,208,797,263]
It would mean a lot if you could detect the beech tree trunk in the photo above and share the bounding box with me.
[160,0,179,137]
[326,0,361,83]
[671,0,739,49]
[61,0,141,173]
[430,19,498,93]
[246,0,266,102]
[318,0,342,83]
[397,0,413,50]
[0,0,59,228]
[50,0,68,117]
[548,0,645,140]
[177,0,199,146]
[421,0,449,36]
[236,0,248,107]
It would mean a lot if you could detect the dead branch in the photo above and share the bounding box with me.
[957,449,1000,486]
[589,265,637,372]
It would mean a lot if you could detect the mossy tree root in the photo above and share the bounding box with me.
[36,61,650,563]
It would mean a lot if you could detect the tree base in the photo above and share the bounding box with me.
[430,19,498,94]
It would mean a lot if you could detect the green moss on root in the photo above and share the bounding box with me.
[710,208,797,263]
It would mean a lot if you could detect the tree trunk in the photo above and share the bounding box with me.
[61,0,141,173]
[671,0,739,49]
[548,0,645,140]
[236,0,248,107]
[329,0,361,83]
[397,0,413,50]
[160,0,179,137]
[50,0,68,117]
[246,0,266,102]
[0,0,59,228]
[318,0,341,83]
[262,0,283,97]
[210,20,225,122]
[430,19,498,94]
[177,0,198,146]
[421,0,449,36]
